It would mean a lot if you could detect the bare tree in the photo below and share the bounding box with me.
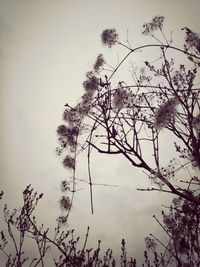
[56,16,200,214]
[1,16,199,267]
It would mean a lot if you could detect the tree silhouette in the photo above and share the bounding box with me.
[55,15,200,266]
[0,16,199,267]
[56,16,200,214]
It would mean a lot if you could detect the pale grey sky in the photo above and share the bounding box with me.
[0,0,200,264]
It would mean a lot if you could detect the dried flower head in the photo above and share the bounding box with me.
[83,72,99,92]
[113,87,131,110]
[93,54,105,72]
[63,108,81,125]
[57,215,68,226]
[76,92,94,115]
[182,27,200,53]
[81,92,93,106]
[142,16,164,35]
[57,125,68,137]
[59,196,71,211]
[155,97,179,129]
[60,180,70,192]
[57,125,79,149]
[101,28,119,47]
[63,155,75,169]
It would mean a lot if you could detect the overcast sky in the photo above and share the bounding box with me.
[0,0,200,264]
